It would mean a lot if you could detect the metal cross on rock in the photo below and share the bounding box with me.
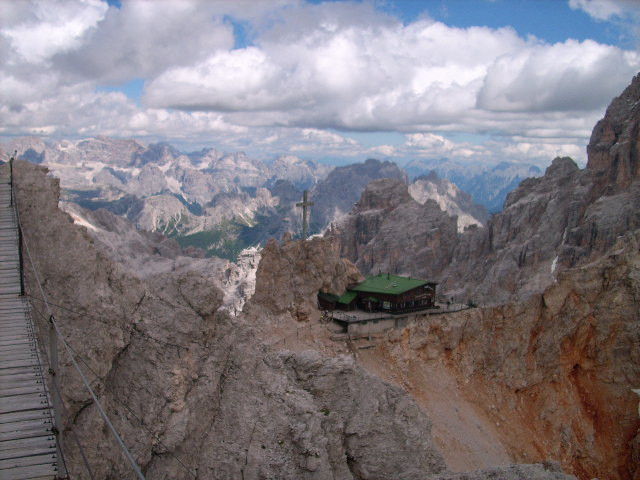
[296,190,314,238]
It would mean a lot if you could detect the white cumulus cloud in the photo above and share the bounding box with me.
[569,0,636,20]
[1,0,108,63]
[143,3,639,142]
[476,39,639,112]
[1,0,639,167]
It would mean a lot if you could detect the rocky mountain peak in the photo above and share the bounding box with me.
[356,178,412,211]
[327,178,459,278]
[309,158,406,232]
[409,172,489,232]
[503,155,581,209]
[545,156,579,177]
[132,142,179,167]
[77,136,146,167]
[269,154,332,190]
[587,72,640,195]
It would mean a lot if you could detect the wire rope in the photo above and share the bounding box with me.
[49,315,146,480]
[29,303,198,479]
[48,374,96,480]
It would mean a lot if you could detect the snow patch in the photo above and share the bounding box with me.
[68,211,101,233]
[158,161,173,174]
[219,246,261,314]
[165,175,183,194]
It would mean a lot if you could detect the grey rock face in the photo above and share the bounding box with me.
[59,200,259,313]
[587,72,640,196]
[327,178,459,279]
[248,235,363,321]
[283,350,447,480]
[442,156,591,303]
[310,158,406,233]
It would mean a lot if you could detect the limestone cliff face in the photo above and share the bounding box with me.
[16,160,457,480]
[587,73,640,196]
[450,74,640,303]
[328,178,459,279]
[369,231,640,480]
[443,156,592,303]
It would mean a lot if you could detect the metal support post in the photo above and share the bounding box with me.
[49,315,67,478]
[18,226,24,296]
[9,152,15,207]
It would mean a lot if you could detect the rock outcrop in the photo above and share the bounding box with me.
[60,200,259,314]
[248,234,363,321]
[443,156,591,303]
[587,73,640,197]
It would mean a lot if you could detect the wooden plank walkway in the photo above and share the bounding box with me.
[0,167,60,479]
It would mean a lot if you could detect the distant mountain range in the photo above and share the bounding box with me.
[404,157,542,213]
[1,135,541,259]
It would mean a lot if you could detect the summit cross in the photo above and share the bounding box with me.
[296,190,314,239]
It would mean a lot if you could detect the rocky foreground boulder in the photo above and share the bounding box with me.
[248,233,362,321]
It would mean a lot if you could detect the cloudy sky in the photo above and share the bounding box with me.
[1,0,639,167]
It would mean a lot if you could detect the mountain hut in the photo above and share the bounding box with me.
[319,273,437,313]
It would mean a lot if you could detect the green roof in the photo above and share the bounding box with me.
[318,292,339,303]
[351,273,435,295]
[337,291,357,304]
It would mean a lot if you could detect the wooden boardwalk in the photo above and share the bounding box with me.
[0,168,60,479]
